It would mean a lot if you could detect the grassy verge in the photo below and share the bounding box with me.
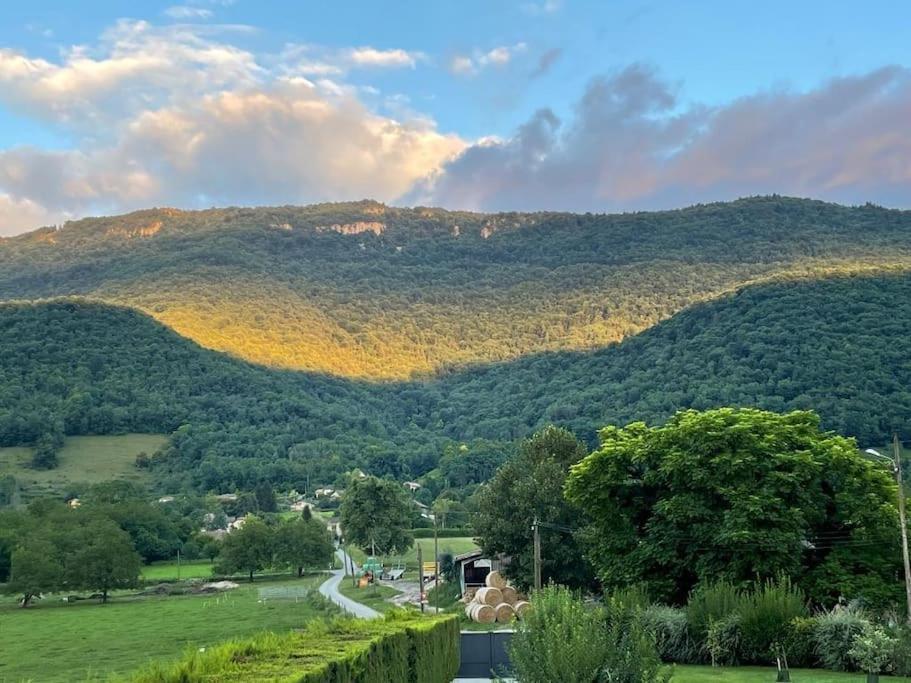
[141,560,215,581]
[337,578,404,614]
[0,574,334,682]
[672,666,911,682]
[346,537,479,581]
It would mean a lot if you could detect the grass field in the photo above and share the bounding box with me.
[0,574,333,682]
[673,665,911,682]
[0,434,167,501]
[337,579,404,614]
[141,560,215,581]
[347,536,479,576]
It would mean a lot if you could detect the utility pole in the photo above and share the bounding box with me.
[433,514,440,594]
[893,433,911,624]
[417,543,425,613]
[532,516,542,591]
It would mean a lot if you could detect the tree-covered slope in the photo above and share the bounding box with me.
[2,197,911,378]
[2,272,911,492]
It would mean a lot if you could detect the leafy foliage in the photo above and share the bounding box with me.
[566,408,902,606]
[340,475,414,555]
[474,426,593,590]
[5,197,911,380]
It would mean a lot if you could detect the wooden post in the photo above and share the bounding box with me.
[532,516,542,591]
[417,543,425,613]
[893,433,911,624]
[433,515,440,594]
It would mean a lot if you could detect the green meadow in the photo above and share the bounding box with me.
[0,575,331,683]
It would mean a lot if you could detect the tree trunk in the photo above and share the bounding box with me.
[297,566,303,577]
[101,589,108,604]
[20,592,32,608]
[249,569,254,583]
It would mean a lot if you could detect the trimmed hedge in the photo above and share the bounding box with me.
[129,614,459,683]
[412,528,474,539]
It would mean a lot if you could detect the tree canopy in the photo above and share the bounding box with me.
[565,408,902,606]
[475,426,593,590]
[340,476,414,556]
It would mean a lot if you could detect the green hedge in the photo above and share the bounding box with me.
[412,527,474,539]
[129,614,459,683]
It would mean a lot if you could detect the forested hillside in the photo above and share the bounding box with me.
[2,197,910,378]
[2,272,911,492]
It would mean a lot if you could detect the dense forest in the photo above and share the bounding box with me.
[1,197,911,379]
[2,271,910,493]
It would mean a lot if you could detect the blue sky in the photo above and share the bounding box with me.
[0,0,909,234]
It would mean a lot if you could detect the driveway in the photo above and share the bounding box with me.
[317,548,381,619]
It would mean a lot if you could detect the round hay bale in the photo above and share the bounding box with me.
[494,602,515,623]
[513,600,531,618]
[470,603,496,623]
[485,570,507,589]
[465,603,476,618]
[500,586,518,605]
[475,587,503,606]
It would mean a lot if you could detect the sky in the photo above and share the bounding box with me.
[0,0,909,235]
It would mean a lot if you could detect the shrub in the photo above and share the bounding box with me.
[509,585,607,683]
[602,594,671,683]
[782,616,817,668]
[707,613,743,666]
[813,604,871,671]
[890,624,911,676]
[848,623,896,675]
[643,605,697,664]
[737,578,808,664]
[687,581,742,661]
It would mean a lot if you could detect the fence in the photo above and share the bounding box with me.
[457,630,514,678]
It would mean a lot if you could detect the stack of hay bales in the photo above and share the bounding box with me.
[463,570,530,624]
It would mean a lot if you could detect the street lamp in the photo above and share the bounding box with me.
[864,442,911,623]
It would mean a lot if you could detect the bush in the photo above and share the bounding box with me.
[602,593,671,683]
[687,582,741,647]
[848,623,896,675]
[890,624,911,676]
[782,617,817,668]
[707,613,743,666]
[737,578,808,664]
[643,605,697,664]
[509,585,607,683]
[813,604,871,671]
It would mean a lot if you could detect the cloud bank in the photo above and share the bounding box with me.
[413,64,911,212]
[0,19,909,237]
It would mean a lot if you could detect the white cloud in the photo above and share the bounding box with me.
[522,0,563,16]
[0,25,464,231]
[164,6,214,20]
[346,47,422,69]
[448,43,527,77]
[0,193,65,237]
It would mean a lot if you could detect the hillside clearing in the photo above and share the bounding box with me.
[0,434,167,501]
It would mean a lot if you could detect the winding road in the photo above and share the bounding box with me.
[318,548,381,619]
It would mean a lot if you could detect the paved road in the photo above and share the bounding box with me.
[318,548,381,619]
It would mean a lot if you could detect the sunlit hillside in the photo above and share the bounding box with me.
[2,197,911,379]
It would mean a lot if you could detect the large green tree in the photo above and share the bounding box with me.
[340,476,413,556]
[65,519,141,603]
[565,408,901,606]
[8,541,62,607]
[273,514,334,577]
[216,516,273,582]
[474,425,593,590]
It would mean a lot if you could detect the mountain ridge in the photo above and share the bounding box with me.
[3,196,911,379]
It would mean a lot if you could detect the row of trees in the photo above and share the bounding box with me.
[215,509,335,581]
[476,410,908,609]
